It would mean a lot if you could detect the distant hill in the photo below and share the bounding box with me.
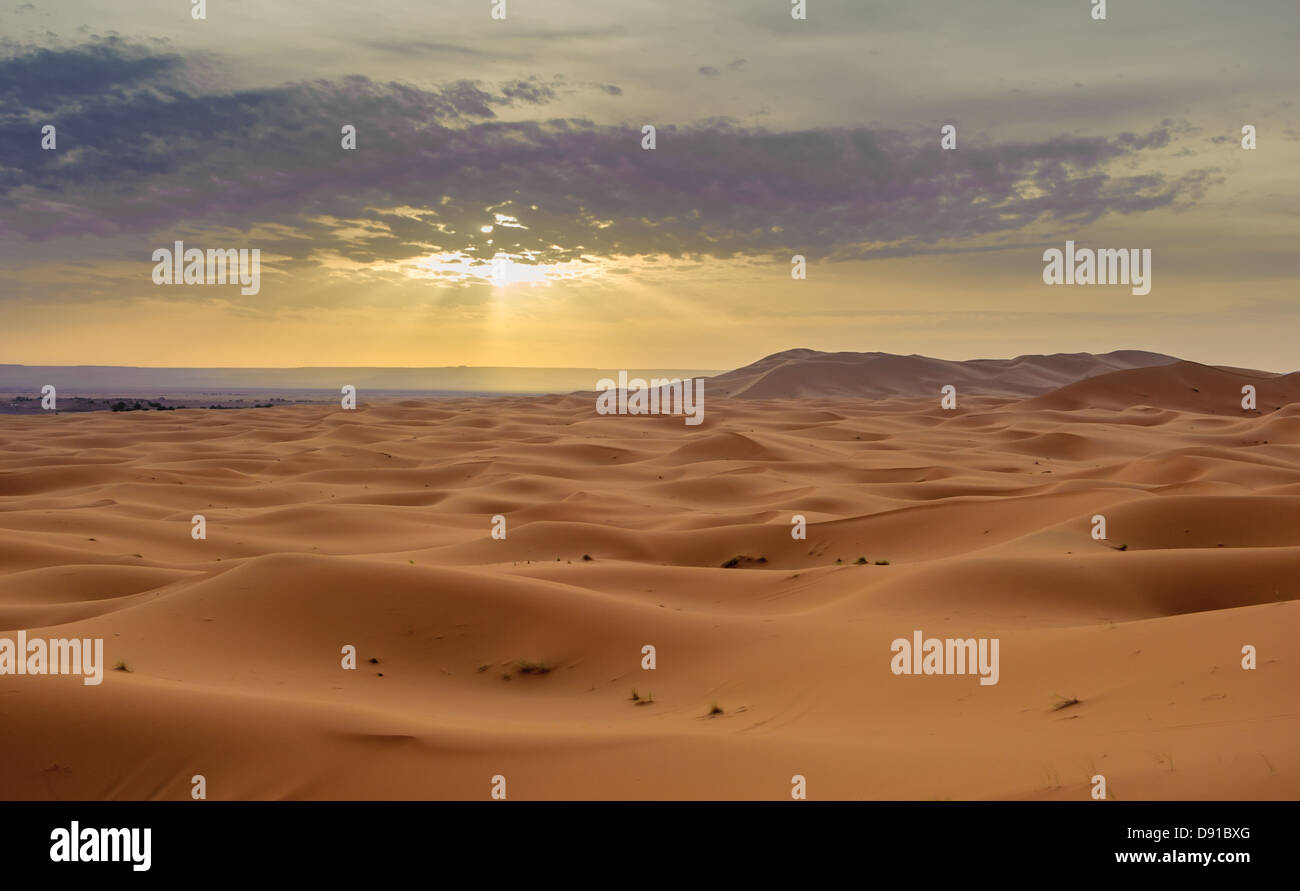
[705,348,1184,399]
[0,365,719,396]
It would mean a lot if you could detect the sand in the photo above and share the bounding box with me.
[706,348,1180,399]
[0,359,1297,800]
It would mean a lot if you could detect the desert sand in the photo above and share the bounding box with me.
[0,355,1297,800]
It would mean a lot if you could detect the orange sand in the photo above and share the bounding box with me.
[0,359,1296,799]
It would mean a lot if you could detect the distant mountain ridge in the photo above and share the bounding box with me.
[705,349,1185,399]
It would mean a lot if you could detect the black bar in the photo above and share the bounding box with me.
[3,801,1287,879]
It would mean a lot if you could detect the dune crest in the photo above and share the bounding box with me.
[707,348,1182,399]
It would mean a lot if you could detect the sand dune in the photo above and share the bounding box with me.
[1028,360,1300,413]
[707,348,1180,399]
[0,366,1297,800]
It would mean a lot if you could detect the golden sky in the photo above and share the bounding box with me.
[2,1,1298,371]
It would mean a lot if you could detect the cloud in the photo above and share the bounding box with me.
[0,38,183,108]
[0,40,1219,287]
[498,77,558,105]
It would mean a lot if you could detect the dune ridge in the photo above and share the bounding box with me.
[706,348,1182,399]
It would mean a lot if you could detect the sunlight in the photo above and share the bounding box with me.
[410,250,608,287]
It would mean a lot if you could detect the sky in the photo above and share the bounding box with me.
[1,0,1298,371]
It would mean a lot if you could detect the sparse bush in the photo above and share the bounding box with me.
[1052,695,1081,712]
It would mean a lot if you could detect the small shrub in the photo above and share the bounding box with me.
[1052,695,1081,712]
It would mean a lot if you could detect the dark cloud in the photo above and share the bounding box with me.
[698,66,719,78]
[0,38,182,107]
[498,77,558,105]
[0,41,1217,279]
